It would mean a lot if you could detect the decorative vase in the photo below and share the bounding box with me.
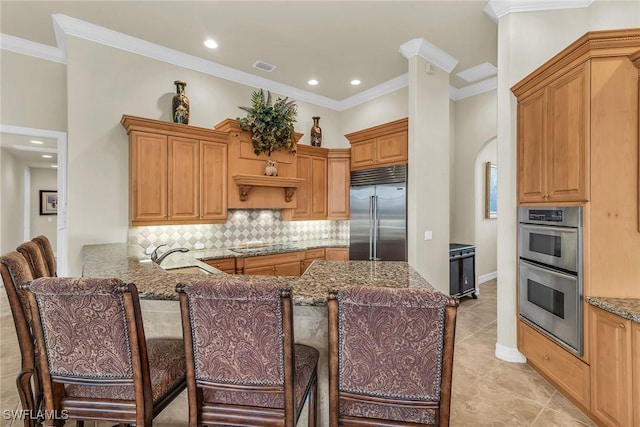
[310,116,322,147]
[172,80,190,124]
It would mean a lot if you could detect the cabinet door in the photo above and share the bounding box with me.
[130,131,168,223]
[310,157,327,218]
[200,141,227,221]
[351,139,377,170]
[293,155,312,218]
[274,261,301,277]
[168,137,199,220]
[327,155,350,219]
[376,131,407,167]
[518,90,546,203]
[546,64,589,202]
[325,248,348,261]
[590,306,633,427]
[244,265,275,276]
[461,255,475,295]
[449,259,460,295]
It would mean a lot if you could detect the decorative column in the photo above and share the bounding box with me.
[400,39,457,294]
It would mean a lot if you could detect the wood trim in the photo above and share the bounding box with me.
[327,148,351,159]
[344,118,408,144]
[511,29,640,97]
[296,144,329,157]
[122,115,228,143]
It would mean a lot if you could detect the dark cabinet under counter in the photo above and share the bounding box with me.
[449,243,477,298]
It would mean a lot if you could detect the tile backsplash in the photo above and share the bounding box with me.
[129,210,349,251]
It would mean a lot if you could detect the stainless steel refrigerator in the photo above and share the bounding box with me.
[349,164,407,261]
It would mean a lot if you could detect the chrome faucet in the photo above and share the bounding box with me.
[150,244,189,265]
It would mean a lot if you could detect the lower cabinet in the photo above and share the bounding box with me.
[590,306,635,427]
[202,257,236,274]
[633,322,640,427]
[301,248,325,274]
[325,247,349,261]
[237,252,302,277]
[518,320,591,409]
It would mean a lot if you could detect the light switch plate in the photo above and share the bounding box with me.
[424,231,433,241]
[194,242,205,250]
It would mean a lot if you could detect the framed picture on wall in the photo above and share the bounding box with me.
[485,162,497,219]
[40,190,58,215]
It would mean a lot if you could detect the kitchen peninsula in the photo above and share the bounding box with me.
[82,243,436,427]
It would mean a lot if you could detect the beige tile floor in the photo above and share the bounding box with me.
[0,280,596,426]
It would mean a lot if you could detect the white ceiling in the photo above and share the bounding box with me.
[0,133,58,169]
[0,1,498,101]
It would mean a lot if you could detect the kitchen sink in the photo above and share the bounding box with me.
[163,266,211,275]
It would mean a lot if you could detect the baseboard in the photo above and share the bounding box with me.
[478,271,497,283]
[495,343,527,363]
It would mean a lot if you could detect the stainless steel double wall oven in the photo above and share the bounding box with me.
[518,206,583,355]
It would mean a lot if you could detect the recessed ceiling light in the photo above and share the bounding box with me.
[204,39,218,49]
[308,79,318,86]
[30,140,44,145]
[350,79,361,86]
[42,154,53,159]
[51,164,58,168]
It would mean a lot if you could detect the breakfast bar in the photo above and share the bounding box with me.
[81,243,435,426]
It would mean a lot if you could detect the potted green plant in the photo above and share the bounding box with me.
[237,89,298,156]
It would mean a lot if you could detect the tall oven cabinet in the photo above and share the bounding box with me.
[512,29,640,421]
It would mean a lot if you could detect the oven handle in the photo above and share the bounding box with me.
[519,259,578,280]
[520,224,578,235]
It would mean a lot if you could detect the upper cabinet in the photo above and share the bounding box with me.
[122,116,228,226]
[512,29,640,207]
[283,145,328,220]
[327,149,351,220]
[346,118,408,171]
[517,63,589,203]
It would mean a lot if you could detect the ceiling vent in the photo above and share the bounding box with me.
[253,60,277,72]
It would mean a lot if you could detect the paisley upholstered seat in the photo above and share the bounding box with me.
[17,241,50,278]
[24,277,186,427]
[328,286,459,427]
[0,251,40,427]
[31,235,57,277]
[177,278,319,427]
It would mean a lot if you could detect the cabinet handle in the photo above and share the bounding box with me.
[544,355,550,361]
[619,323,626,329]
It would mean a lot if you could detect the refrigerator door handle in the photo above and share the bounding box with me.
[373,195,378,260]
[369,195,374,260]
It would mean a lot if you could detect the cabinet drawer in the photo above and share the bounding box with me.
[203,257,236,273]
[305,248,325,260]
[519,320,590,408]
[241,252,302,270]
[325,248,349,261]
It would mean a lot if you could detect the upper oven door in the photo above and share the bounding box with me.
[519,223,579,272]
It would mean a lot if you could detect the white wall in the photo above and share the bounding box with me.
[29,167,57,250]
[494,1,640,360]
[64,37,343,274]
[450,91,498,278]
[475,140,497,278]
[0,148,25,254]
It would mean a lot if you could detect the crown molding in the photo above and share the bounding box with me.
[399,38,459,73]
[450,76,497,101]
[484,0,594,21]
[0,33,65,64]
[2,14,494,114]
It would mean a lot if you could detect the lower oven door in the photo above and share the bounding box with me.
[519,259,582,355]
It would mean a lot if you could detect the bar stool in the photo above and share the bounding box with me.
[328,286,459,427]
[24,277,187,426]
[177,278,319,427]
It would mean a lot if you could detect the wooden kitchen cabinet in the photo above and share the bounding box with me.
[301,248,325,273]
[237,252,302,276]
[633,322,640,427]
[283,145,328,220]
[518,320,590,409]
[325,247,349,261]
[122,115,228,225]
[346,118,408,171]
[517,63,589,203]
[590,306,634,427]
[327,149,351,220]
[203,257,236,274]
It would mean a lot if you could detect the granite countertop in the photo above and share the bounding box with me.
[82,243,433,306]
[586,297,640,324]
